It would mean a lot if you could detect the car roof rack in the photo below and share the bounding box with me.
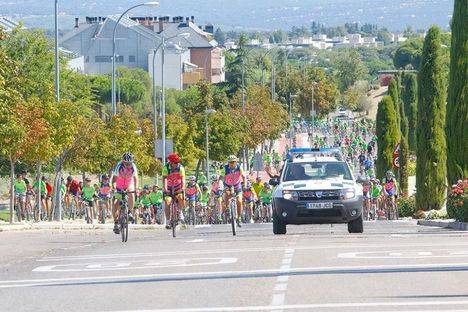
[287,147,343,161]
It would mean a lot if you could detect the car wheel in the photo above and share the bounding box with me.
[273,210,286,235]
[348,215,363,233]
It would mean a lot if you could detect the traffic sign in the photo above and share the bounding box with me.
[393,143,400,156]
[156,139,174,159]
[252,152,264,171]
[393,156,400,168]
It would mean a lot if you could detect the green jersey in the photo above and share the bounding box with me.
[200,190,210,204]
[81,186,95,200]
[32,181,47,194]
[371,184,382,198]
[14,179,27,194]
[140,194,152,207]
[149,191,163,205]
[198,175,208,185]
[259,189,272,204]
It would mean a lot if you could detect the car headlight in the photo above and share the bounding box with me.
[340,188,355,200]
[283,190,299,201]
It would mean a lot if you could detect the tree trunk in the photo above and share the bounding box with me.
[35,163,42,222]
[52,155,65,221]
[9,155,15,224]
[195,159,202,179]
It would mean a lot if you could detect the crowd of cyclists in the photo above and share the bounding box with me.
[10,112,401,231]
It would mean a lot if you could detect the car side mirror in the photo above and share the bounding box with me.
[269,178,279,186]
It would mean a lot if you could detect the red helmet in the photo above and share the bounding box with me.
[167,153,181,164]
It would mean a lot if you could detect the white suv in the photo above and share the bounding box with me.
[270,148,363,234]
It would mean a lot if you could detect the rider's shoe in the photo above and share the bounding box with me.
[236,219,242,228]
[113,223,120,234]
[249,218,254,224]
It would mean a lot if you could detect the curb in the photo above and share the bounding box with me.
[0,222,165,232]
[417,219,468,231]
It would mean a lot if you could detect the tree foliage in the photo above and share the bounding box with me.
[416,26,447,211]
[376,96,399,179]
[446,0,468,184]
[401,73,418,152]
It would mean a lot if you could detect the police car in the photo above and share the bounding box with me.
[270,148,363,234]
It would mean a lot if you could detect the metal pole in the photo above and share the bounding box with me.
[205,112,210,180]
[161,37,166,165]
[311,84,315,144]
[152,50,158,183]
[54,0,60,103]
[241,59,247,171]
[289,93,293,147]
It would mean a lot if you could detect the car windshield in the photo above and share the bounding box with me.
[282,162,352,182]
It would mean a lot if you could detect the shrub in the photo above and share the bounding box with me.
[398,196,416,217]
[447,179,468,222]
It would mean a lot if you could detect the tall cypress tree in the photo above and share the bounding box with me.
[416,26,447,210]
[376,96,400,179]
[446,0,468,184]
[402,74,418,152]
[388,79,401,133]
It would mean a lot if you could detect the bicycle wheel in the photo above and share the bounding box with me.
[229,199,237,236]
[171,202,177,238]
[120,205,128,243]
[189,202,196,226]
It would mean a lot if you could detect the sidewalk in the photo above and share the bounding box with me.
[417,219,468,231]
[0,220,165,232]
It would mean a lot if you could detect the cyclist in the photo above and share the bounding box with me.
[111,152,139,234]
[149,185,164,224]
[370,178,383,220]
[258,183,273,221]
[139,185,153,224]
[199,185,210,222]
[242,181,256,223]
[44,177,53,218]
[81,177,96,224]
[198,174,208,188]
[383,170,398,218]
[361,176,372,219]
[66,176,81,217]
[162,153,186,229]
[97,174,111,223]
[32,177,47,220]
[210,174,224,223]
[185,175,201,223]
[220,155,246,227]
[13,173,27,220]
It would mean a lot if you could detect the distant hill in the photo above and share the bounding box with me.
[0,0,454,31]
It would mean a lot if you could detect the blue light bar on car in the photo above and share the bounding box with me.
[287,147,343,160]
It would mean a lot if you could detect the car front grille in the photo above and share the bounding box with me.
[298,190,340,201]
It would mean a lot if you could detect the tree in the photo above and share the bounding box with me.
[334,50,368,92]
[416,26,447,211]
[401,74,418,152]
[446,0,468,184]
[388,78,401,132]
[214,28,227,45]
[393,38,424,69]
[376,96,399,179]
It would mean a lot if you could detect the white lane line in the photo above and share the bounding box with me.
[186,239,205,243]
[2,262,468,288]
[271,293,285,306]
[108,300,468,311]
[282,258,292,265]
[276,276,289,283]
[274,283,288,291]
[38,243,468,262]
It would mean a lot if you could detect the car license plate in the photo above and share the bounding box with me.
[306,202,333,209]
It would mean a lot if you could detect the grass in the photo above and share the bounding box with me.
[0,210,10,222]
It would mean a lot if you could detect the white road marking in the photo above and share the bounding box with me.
[3,262,468,289]
[194,225,211,228]
[186,239,205,243]
[338,250,468,259]
[32,258,237,272]
[276,276,289,283]
[274,283,288,291]
[108,300,468,311]
[271,293,285,306]
[38,243,468,262]
[282,258,292,265]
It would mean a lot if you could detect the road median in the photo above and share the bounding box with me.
[0,221,165,232]
[417,219,468,231]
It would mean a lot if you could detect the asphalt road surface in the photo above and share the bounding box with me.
[1,221,468,312]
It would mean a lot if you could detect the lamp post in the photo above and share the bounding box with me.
[152,33,190,166]
[310,81,318,146]
[205,109,216,180]
[54,0,60,103]
[112,1,159,116]
[289,93,297,147]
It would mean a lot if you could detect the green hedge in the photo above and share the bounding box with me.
[398,196,416,217]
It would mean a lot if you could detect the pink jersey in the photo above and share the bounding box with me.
[112,161,138,190]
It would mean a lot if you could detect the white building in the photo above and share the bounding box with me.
[148,44,191,90]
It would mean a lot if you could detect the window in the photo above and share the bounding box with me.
[283,162,352,182]
[116,55,124,63]
[95,56,112,63]
[129,55,136,63]
[85,55,89,63]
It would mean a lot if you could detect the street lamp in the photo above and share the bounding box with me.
[205,109,216,180]
[152,32,190,167]
[289,93,298,147]
[112,1,159,116]
[310,81,318,146]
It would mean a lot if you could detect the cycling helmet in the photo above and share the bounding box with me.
[202,185,208,191]
[67,176,73,182]
[211,174,218,181]
[143,185,150,190]
[386,170,394,177]
[101,174,109,180]
[122,152,134,162]
[167,153,181,164]
[188,175,196,182]
[227,155,238,162]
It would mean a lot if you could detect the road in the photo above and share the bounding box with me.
[1,222,468,312]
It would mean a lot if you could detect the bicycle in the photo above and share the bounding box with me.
[385,195,398,220]
[116,190,134,243]
[225,186,237,236]
[168,186,181,238]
